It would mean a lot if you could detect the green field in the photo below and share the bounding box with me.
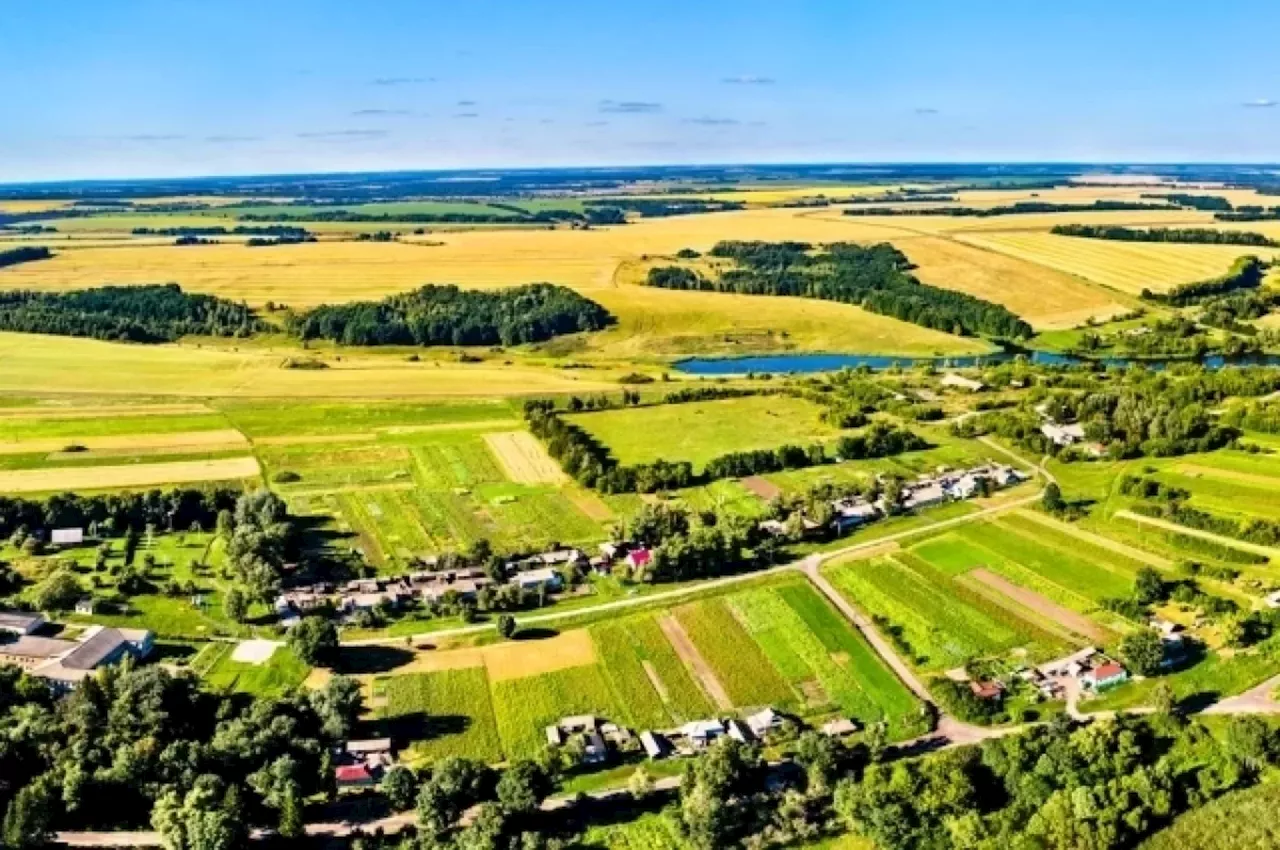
[674,598,795,708]
[491,664,625,759]
[825,549,1067,671]
[590,616,713,727]
[727,583,922,736]
[381,668,504,764]
[565,395,842,470]
[201,645,310,696]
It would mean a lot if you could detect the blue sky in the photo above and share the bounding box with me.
[4,0,1280,181]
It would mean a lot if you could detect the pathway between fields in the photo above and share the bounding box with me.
[657,613,734,710]
[1115,509,1280,560]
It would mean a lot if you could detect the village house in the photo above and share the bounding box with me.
[725,718,754,743]
[746,707,784,738]
[50,528,85,546]
[903,482,947,511]
[1082,661,1129,691]
[679,718,726,750]
[335,738,394,788]
[545,715,621,765]
[940,373,985,392]
[626,547,653,573]
[509,567,564,593]
[1040,422,1086,447]
[640,730,673,760]
[969,680,1005,701]
[0,609,45,636]
[821,717,859,737]
[4,625,155,692]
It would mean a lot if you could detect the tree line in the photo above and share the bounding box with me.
[284,283,613,347]
[842,199,1174,217]
[1052,224,1277,247]
[1140,256,1267,306]
[0,663,365,845]
[1140,192,1234,210]
[647,240,1033,339]
[524,396,927,493]
[0,283,265,343]
[130,225,314,238]
[582,197,744,216]
[0,246,52,269]
[1213,206,1280,222]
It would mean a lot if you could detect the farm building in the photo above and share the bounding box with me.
[746,707,785,738]
[640,730,672,760]
[1082,662,1128,691]
[1041,422,1086,447]
[679,719,726,749]
[940,373,985,392]
[509,567,564,592]
[0,610,45,636]
[50,528,84,546]
[74,598,95,616]
[19,625,153,692]
[821,718,859,737]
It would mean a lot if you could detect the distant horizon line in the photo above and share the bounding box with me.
[3,159,1279,190]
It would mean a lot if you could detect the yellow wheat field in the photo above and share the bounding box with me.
[0,455,261,493]
[0,332,622,398]
[483,431,568,484]
[956,231,1277,295]
[403,628,598,682]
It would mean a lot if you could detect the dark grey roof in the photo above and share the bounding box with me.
[0,636,76,659]
[61,627,127,670]
[0,611,43,631]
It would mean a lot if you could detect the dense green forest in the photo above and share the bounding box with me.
[1052,224,1277,246]
[0,283,265,343]
[0,246,53,269]
[647,240,1033,339]
[1140,256,1267,306]
[1139,192,1234,210]
[842,200,1173,217]
[285,283,613,347]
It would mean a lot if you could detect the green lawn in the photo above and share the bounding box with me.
[565,395,841,470]
[380,668,504,764]
[202,644,310,696]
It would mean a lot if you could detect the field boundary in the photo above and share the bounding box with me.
[1117,509,1280,559]
[1013,508,1173,568]
[657,613,733,711]
[966,567,1109,643]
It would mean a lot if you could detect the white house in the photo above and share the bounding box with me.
[746,707,784,737]
[51,528,85,546]
[509,567,564,592]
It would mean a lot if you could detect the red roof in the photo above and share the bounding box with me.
[1091,662,1126,680]
[334,765,373,783]
[627,548,652,566]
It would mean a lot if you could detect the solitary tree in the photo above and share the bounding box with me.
[1120,627,1165,676]
[497,614,517,640]
[1041,482,1065,513]
[287,616,338,666]
[223,587,248,623]
[382,766,419,811]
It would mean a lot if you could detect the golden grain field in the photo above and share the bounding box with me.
[483,431,568,484]
[0,455,261,493]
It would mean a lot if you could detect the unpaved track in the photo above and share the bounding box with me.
[658,613,733,710]
[968,567,1109,643]
[1116,509,1280,559]
[1013,508,1172,568]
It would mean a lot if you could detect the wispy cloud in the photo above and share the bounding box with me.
[453,112,479,119]
[914,107,940,115]
[296,129,389,139]
[351,108,410,116]
[456,99,477,107]
[205,135,260,143]
[1243,98,1277,108]
[585,120,610,127]
[123,134,185,142]
[684,117,740,126]
[370,76,434,86]
[599,100,662,114]
[721,75,774,85]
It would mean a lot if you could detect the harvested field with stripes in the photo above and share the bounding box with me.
[483,430,567,484]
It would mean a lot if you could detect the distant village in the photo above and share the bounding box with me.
[273,461,1031,625]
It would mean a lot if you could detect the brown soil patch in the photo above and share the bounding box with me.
[302,668,333,691]
[641,660,671,704]
[741,475,782,501]
[0,427,249,456]
[0,456,261,493]
[482,629,597,681]
[566,487,614,521]
[483,431,567,484]
[798,679,829,708]
[658,613,733,711]
[968,567,1110,643]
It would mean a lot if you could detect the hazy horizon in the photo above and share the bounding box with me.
[6,0,1280,183]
